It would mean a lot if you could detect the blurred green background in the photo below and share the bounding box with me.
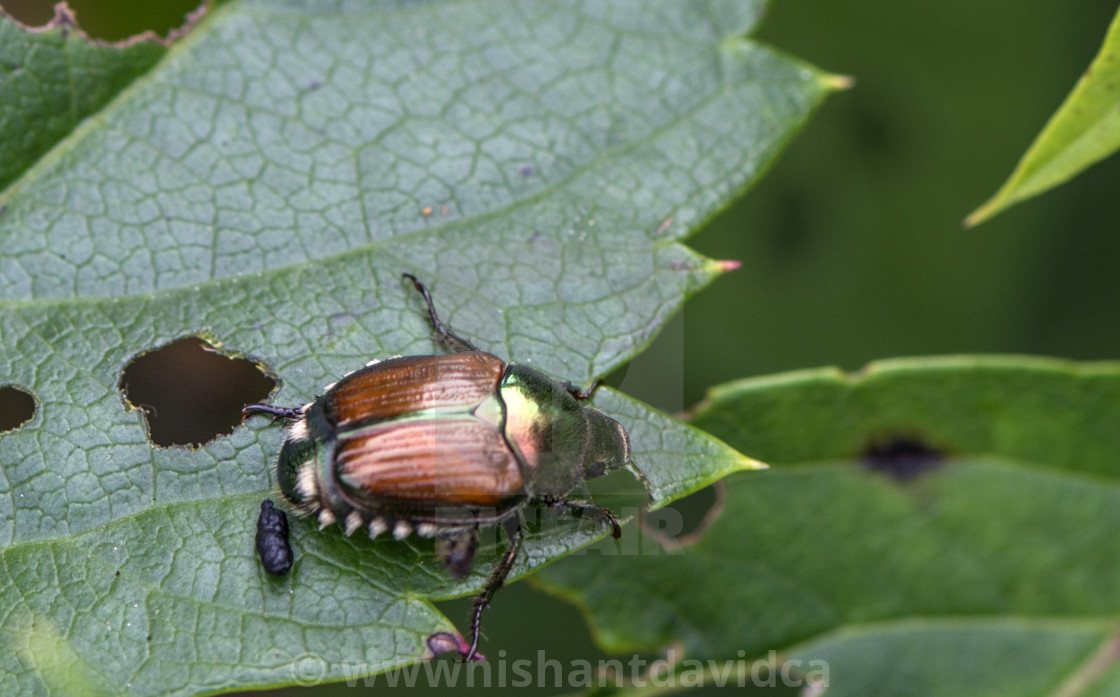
[631,0,1120,415]
[5,0,1118,693]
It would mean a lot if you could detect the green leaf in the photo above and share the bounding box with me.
[536,356,1120,695]
[0,0,830,693]
[0,6,169,190]
[966,8,1120,226]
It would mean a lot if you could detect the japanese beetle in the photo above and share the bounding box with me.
[244,274,630,660]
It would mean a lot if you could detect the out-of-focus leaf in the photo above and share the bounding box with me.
[537,356,1120,696]
[967,8,1120,226]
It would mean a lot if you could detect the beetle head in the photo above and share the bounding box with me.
[582,408,631,481]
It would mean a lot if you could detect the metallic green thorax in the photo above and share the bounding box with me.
[500,364,630,496]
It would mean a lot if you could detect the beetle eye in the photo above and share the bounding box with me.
[585,461,606,479]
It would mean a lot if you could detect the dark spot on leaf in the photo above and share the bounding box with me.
[327,312,353,336]
[863,436,946,481]
[519,164,534,177]
[118,336,276,447]
[0,385,36,433]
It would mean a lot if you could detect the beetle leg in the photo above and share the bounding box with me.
[466,517,523,662]
[402,273,480,354]
[437,526,479,580]
[242,403,304,421]
[560,379,603,401]
[548,497,622,539]
[625,461,657,505]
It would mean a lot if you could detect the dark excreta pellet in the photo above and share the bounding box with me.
[256,499,293,575]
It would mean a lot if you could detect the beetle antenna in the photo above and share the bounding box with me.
[402,273,480,354]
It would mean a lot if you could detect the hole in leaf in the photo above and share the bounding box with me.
[863,436,946,482]
[0,385,36,433]
[0,1,54,26]
[2,0,203,41]
[119,336,276,448]
[640,482,725,551]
